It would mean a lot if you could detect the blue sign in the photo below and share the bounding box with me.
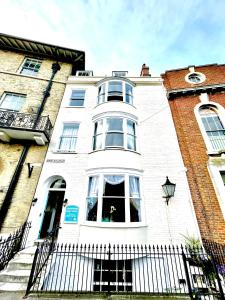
[64,205,79,223]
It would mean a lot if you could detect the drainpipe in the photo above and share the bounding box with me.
[0,62,61,231]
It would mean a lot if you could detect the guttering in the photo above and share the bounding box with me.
[167,83,225,100]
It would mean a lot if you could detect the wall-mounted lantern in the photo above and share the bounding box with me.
[63,198,68,206]
[32,198,38,206]
[162,177,176,205]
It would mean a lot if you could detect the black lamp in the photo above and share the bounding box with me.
[63,198,68,206]
[162,177,176,205]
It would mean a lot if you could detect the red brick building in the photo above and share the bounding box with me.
[162,64,225,244]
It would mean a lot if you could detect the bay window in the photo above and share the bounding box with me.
[93,117,136,151]
[86,174,141,223]
[97,80,133,104]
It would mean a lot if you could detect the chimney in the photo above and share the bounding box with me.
[140,63,151,77]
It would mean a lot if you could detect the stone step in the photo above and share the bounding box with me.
[15,246,36,260]
[0,269,30,283]
[7,256,34,271]
[0,282,27,292]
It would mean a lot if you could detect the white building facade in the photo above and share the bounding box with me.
[27,69,200,247]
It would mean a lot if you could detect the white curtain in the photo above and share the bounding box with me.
[129,176,141,216]
[104,175,124,185]
[88,176,99,196]
[59,124,79,150]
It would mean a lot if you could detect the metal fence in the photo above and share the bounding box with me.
[0,221,31,271]
[26,242,225,299]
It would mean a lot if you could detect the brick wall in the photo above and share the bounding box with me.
[163,65,225,244]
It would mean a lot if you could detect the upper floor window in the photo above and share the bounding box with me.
[97,80,133,105]
[69,90,85,107]
[20,58,42,76]
[0,93,26,111]
[58,123,79,152]
[185,71,206,84]
[199,105,225,151]
[86,174,141,223]
[93,117,136,151]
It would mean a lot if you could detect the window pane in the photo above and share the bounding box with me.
[59,124,79,151]
[220,172,225,185]
[125,83,133,104]
[98,84,106,104]
[102,176,125,222]
[102,197,125,222]
[87,197,98,221]
[129,176,141,222]
[69,99,84,106]
[21,58,41,75]
[71,90,85,99]
[108,81,122,94]
[107,118,123,131]
[93,135,102,150]
[70,90,85,106]
[95,120,103,134]
[127,135,136,150]
[0,94,25,111]
[127,120,135,135]
[105,133,124,147]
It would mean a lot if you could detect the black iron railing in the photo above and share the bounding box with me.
[0,110,52,139]
[26,243,225,299]
[0,221,31,271]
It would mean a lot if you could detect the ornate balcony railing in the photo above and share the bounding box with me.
[0,110,52,140]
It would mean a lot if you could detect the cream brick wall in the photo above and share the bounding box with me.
[27,76,201,246]
[0,49,74,234]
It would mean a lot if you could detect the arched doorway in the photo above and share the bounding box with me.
[39,177,66,239]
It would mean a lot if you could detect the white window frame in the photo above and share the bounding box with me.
[69,89,86,107]
[57,122,80,153]
[93,117,137,151]
[0,92,26,112]
[97,80,134,105]
[185,72,206,84]
[85,173,143,225]
[195,102,225,154]
[19,57,42,76]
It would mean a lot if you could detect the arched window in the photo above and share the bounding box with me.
[199,105,225,151]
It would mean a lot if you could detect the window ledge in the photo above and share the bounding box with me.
[95,101,136,109]
[207,149,225,156]
[64,106,85,108]
[53,150,77,154]
[89,148,141,155]
[81,222,147,228]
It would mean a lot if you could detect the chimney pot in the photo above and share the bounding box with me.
[140,63,151,77]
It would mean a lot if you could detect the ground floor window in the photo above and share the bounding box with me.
[93,259,132,291]
[86,174,141,223]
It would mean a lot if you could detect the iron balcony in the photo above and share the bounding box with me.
[0,109,52,145]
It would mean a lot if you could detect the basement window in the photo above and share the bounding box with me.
[93,259,132,292]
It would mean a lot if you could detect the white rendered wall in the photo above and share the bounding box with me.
[27,75,200,246]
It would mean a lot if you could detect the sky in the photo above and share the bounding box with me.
[0,0,225,76]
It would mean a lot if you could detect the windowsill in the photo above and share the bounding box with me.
[95,101,136,109]
[53,150,77,154]
[64,106,85,108]
[207,149,225,156]
[81,221,147,228]
[89,148,141,155]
